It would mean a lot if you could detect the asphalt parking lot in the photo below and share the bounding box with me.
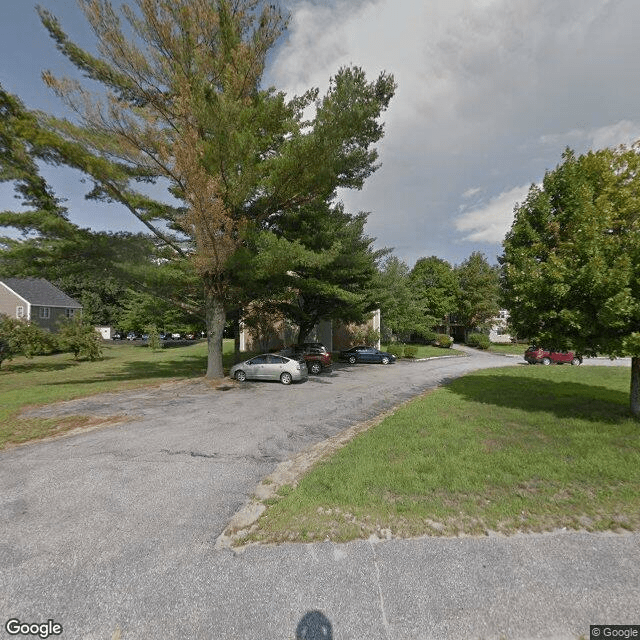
[1,349,637,639]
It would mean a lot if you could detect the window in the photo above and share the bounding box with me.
[65,308,75,319]
[16,306,24,318]
[39,307,51,319]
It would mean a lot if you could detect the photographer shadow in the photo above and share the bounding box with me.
[296,610,333,639]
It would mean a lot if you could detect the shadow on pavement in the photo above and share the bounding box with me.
[296,611,333,639]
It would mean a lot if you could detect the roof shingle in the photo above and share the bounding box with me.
[0,278,82,308]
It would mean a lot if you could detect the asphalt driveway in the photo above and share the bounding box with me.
[1,349,637,639]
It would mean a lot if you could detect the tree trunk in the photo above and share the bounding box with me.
[297,317,317,346]
[204,279,226,379]
[631,356,640,418]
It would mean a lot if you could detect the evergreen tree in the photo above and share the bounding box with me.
[30,0,395,378]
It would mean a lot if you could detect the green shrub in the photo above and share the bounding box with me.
[386,343,404,357]
[412,330,437,344]
[58,317,103,361]
[433,334,453,348]
[146,325,162,351]
[466,333,490,350]
[404,345,418,358]
[0,314,57,362]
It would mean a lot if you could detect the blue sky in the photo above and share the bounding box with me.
[2,0,640,267]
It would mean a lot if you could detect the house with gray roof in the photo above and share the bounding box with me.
[0,277,82,332]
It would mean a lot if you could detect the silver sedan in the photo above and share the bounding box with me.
[229,354,308,385]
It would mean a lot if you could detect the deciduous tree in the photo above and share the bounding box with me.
[410,256,459,336]
[454,252,500,339]
[501,147,640,416]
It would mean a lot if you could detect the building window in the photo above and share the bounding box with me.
[65,308,75,319]
[39,307,51,319]
[16,306,24,318]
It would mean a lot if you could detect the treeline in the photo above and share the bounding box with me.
[377,252,500,344]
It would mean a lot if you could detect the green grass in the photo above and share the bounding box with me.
[487,343,528,356]
[381,344,464,359]
[245,365,640,543]
[0,339,239,449]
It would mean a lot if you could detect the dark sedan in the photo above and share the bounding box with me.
[339,345,397,365]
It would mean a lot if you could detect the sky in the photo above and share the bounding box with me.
[1,0,640,268]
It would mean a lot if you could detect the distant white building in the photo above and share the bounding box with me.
[488,310,512,343]
[95,326,115,340]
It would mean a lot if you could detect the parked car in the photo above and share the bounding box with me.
[126,332,139,341]
[111,331,123,340]
[339,346,397,365]
[280,343,332,375]
[230,354,308,385]
[524,346,582,365]
[171,332,181,339]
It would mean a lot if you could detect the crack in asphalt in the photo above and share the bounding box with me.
[160,448,281,464]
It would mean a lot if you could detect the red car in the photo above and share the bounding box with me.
[524,346,582,365]
[280,343,332,375]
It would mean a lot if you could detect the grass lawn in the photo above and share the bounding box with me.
[487,343,528,356]
[0,339,239,449]
[381,344,464,359]
[245,364,640,543]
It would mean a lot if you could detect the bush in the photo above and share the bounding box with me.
[411,330,437,345]
[433,334,453,348]
[0,314,57,364]
[146,325,162,351]
[466,333,490,350]
[386,343,404,357]
[404,345,418,358]
[58,317,103,361]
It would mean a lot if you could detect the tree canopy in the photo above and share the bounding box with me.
[454,251,500,337]
[28,0,395,377]
[501,146,640,416]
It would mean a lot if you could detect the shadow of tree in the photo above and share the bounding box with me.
[1,360,81,374]
[446,373,630,423]
[45,355,207,386]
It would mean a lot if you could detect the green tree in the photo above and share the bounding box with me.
[57,316,103,360]
[0,86,191,327]
[500,147,640,416]
[0,314,57,361]
[454,251,500,339]
[246,202,386,344]
[32,0,395,379]
[410,256,459,336]
[376,256,417,340]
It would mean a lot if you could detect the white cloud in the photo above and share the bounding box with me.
[540,120,640,151]
[462,187,483,199]
[455,184,532,244]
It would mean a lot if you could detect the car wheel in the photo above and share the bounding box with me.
[280,372,293,385]
[234,370,246,382]
[309,362,322,375]
[381,356,390,365]
[542,357,551,365]
[571,357,581,366]
[348,355,357,364]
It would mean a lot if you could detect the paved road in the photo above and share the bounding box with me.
[1,349,637,639]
